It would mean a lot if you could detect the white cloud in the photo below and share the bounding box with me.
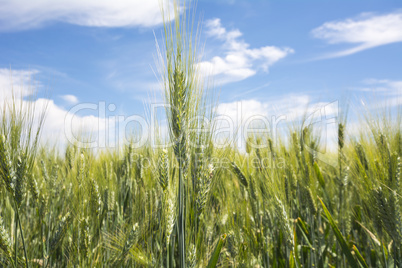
[0,68,161,154]
[198,18,294,85]
[0,68,40,100]
[60,94,79,105]
[0,68,111,148]
[0,0,174,31]
[215,95,339,153]
[216,94,337,124]
[312,11,402,58]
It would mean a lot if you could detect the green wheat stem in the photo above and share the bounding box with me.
[15,206,29,268]
[178,146,186,268]
[14,212,17,267]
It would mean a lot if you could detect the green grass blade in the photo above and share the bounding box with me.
[296,218,314,249]
[207,234,226,268]
[318,197,358,267]
[293,222,300,268]
[355,221,380,246]
[313,162,325,188]
[353,245,369,268]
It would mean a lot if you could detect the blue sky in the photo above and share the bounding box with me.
[0,0,401,148]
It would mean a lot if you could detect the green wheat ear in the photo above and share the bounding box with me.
[89,178,102,217]
[372,187,402,243]
[355,143,369,171]
[79,217,90,258]
[338,123,345,150]
[165,188,176,245]
[187,243,197,268]
[158,149,169,191]
[14,155,27,207]
[0,135,12,194]
[196,163,214,216]
[231,162,248,187]
[27,174,39,202]
[50,211,72,252]
[274,196,294,248]
[302,186,317,214]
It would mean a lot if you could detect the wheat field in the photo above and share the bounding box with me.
[0,1,401,267]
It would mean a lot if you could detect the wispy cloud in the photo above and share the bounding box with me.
[198,18,294,85]
[357,78,402,95]
[312,11,402,58]
[60,94,79,105]
[348,78,402,110]
[0,0,174,31]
